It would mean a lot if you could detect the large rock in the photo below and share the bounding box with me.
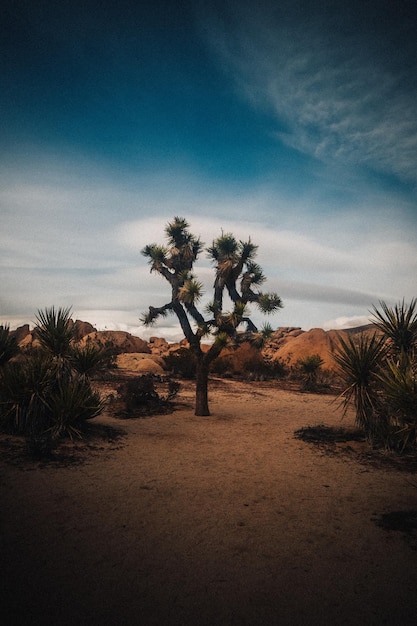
[79,330,150,354]
[271,328,349,370]
[116,353,165,374]
[219,342,264,374]
[12,324,31,346]
[13,319,97,347]
[72,320,97,341]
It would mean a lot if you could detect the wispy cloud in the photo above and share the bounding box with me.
[199,1,417,183]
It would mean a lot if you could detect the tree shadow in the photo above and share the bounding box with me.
[294,424,365,444]
[373,510,417,549]
[0,422,126,469]
[294,424,417,472]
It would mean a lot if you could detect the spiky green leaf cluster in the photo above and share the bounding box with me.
[333,333,387,439]
[142,244,168,272]
[0,324,18,366]
[257,293,283,314]
[0,307,106,452]
[35,306,75,358]
[371,298,417,357]
[178,279,204,305]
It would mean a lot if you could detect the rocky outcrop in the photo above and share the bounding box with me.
[79,330,150,354]
[268,328,349,370]
[71,320,96,341]
[9,317,375,375]
[116,353,165,374]
[11,324,31,345]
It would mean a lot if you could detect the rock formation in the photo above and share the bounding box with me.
[9,318,376,374]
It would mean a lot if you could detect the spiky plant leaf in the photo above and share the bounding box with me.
[35,306,75,358]
[71,344,109,378]
[377,356,417,421]
[178,279,203,305]
[333,333,387,440]
[245,261,266,285]
[371,299,417,357]
[208,233,238,265]
[261,323,274,339]
[141,244,169,272]
[239,239,258,262]
[213,332,229,350]
[258,293,283,314]
[46,376,105,439]
[0,325,18,366]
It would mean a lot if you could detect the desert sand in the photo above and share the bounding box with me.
[2,377,417,625]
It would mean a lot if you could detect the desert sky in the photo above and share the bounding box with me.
[1,0,416,340]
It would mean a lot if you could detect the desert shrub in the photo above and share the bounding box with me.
[210,354,234,376]
[70,343,113,378]
[247,357,288,381]
[0,351,104,455]
[45,376,105,439]
[116,374,180,417]
[0,307,106,456]
[35,306,75,358]
[163,348,196,379]
[0,352,54,435]
[210,351,287,381]
[296,354,325,391]
[334,299,417,451]
[0,325,19,366]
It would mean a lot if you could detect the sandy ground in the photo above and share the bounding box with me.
[2,378,417,625]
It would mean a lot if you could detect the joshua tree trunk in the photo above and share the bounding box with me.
[195,356,210,416]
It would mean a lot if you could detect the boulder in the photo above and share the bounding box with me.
[271,328,349,370]
[72,320,97,341]
[79,330,150,354]
[12,324,31,346]
[116,353,165,374]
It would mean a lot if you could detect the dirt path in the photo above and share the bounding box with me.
[2,380,417,625]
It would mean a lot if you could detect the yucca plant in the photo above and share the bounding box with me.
[0,325,18,366]
[70,343,110,379]
[35,306,75,360]
[46,375,105,439]
[333,333,387,444]
[297,354,324,392]
[377,355,417,451]
[371,298,417,358]
[334,299,417,451]
[0,352,54,434]
[0,307,107,456]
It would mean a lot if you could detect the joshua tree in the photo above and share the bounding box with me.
[142,217,283,415]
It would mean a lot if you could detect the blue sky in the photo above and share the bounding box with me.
[1,0,416,340]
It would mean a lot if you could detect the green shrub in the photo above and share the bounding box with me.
[296,354,325,391]
[0,307,106,456]
[116,374,180,417]
[46,375,105,439]
[334,299,417,451]
[163,348,196,379]
[35,306,75,358]
[210,354,234,376]
[0,325,18,366]
[70,344,112,378]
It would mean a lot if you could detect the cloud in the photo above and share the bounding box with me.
[199,0,417,183]
[1,149,416,334]
[275,279,386,308]
[322,315,372,331]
